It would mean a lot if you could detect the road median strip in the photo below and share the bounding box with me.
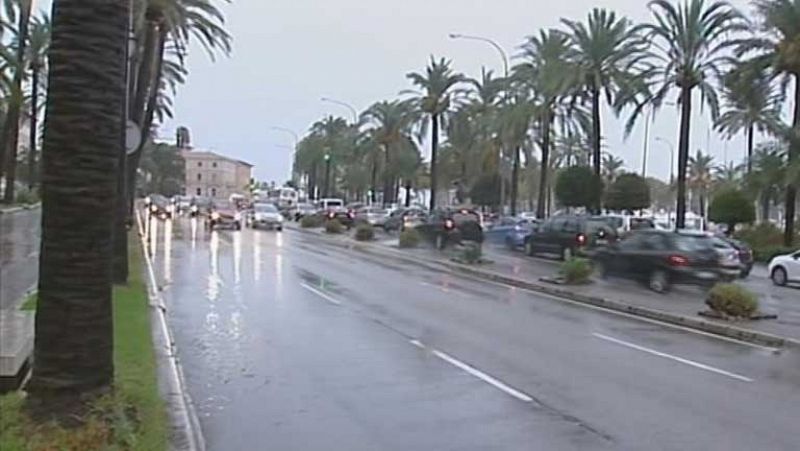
[289,226,800,350]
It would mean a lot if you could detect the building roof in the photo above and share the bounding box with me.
[181,148,253,167]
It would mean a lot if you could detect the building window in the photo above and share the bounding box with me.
[212,161,218,168]
[211,188,217,197]
[197,173,202,181]
[197,161,202,167]
[196,188,201,196]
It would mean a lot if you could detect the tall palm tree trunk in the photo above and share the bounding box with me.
[761,191,770,224]
[675,86,693,229]
[370,154,377,204]
[591,85,602,176]
[746,124,754,174]
[27,64,40,190]
[429,113,439,211]
[383,143,393,205]
[27,0,127,407]
[536,112,552,219]
[784,76,799,246]
[510,146,520,216]
[1,0,32,203]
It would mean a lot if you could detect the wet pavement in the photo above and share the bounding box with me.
[0,208,40,310]
[147,216,800,451]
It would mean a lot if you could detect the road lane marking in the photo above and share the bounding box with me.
[592,333,754,383]
[410,339,533,402]
[300,283,342,305]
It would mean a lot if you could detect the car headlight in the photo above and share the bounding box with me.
[234,212,242,221]
[277,215,284,222]
[211,212,220,220]
[167,205,174,213]
[150,205,157,212]
[191,205,198,212]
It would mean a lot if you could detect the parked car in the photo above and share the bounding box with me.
[524,215,616,260]
[768,249,800,286]
[714,236,754,278]
[355,206,389,227]
[592,230,741,293]
[384,207,427,232]
[208,200,242,230]
[291,202,317,221]
[593,214,656,235]
[504,218,540,249]
[416,208,484,250]
[173,195,192,215]
[483,216,521,244]
[250,203,283,230]
[189,197,212,218]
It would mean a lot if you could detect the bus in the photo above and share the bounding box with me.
[266,187,298,209]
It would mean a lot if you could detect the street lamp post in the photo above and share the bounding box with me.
[655,137,675,184]
[449,33,510,213]
[323,153,331,198]
[321,97,358,123]
[270,126,300,187]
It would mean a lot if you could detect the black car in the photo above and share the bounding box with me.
[416,208,484,250]
[145,194,173,219]
[592,230,741,293]
[524,215,616,260]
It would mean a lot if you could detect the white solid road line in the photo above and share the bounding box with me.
[410,339,533,403]
[592,333,754,383]
[300,283,342,305]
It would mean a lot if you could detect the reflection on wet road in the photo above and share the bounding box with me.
[145,217,800,451]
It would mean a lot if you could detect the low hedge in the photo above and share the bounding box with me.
[325,219,344,234]
[705,283,758,319]
[354,223,375,241]
[300,215,322,228]
[559,257,593,284]
[399,228,421,248]
[460,242,483,264]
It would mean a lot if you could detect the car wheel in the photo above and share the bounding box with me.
[649,270,669,293]
[505,236,514,250]
[277,226,283,231]
[234,222,242,231]
[561,246,573,261]
[524,240,535,256]
[435,234,446,250]
[771,267,788,286]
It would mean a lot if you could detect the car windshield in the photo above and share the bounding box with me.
[255,204,277,213]
[367,208,387,215]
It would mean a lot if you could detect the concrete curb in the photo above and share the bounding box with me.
[136,212,205,451]
[290,226,800,350]
[0,203,41,215]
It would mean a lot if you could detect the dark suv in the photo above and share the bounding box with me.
[416,208,484,250]
[592,230,740,292]
[524,215,615,260]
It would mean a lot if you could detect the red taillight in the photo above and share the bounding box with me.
[668,255,689,266]
[444,219,455,230]
[347,210,354,219]
[576,233,587,246]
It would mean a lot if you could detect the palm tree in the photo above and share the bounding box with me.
[515,29,580,218]
[361,100,418,205]
[496,96,536,215]
[734,0,800,245]
[0,0,31,203]
[688,150,715,220]
[602,153,625,184]
[24,13,50,190]
[639,0,747,229]
[562,8,645,176]
[406,56,464,210]
[715,63,783,173]
[746,143,786,222]
[27,0,128,407]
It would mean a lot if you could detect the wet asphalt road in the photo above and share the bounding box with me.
[148,216,800,451]
[0,209,39,310]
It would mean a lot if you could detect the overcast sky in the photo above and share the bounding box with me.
[45,0,794,182]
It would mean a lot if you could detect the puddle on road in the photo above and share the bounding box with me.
[296,268,347,297]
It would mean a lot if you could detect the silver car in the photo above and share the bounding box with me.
[250,203,283,230]
[356,207,389,228]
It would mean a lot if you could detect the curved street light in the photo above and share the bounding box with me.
[448,33,509,78]
[320,97,358,123]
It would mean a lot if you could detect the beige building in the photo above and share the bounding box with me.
[182,149,253,200]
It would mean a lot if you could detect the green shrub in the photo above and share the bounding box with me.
[325,219,344,234]
[461,242,483,264]
[399,228,421,248]
[354,223,375,241]
[753,245,795,263]
[300,215,322,228]
[559,257,593,284]
[735,223,783,249]
[705,283,758,319]
[14,187,39,205]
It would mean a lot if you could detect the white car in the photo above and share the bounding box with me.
[768,250,800,286]
[250,203,283,231]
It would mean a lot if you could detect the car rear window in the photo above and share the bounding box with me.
[674,235,714,252]
[255,204,277,212]
[453,212,480,224]
[326,200,343,207]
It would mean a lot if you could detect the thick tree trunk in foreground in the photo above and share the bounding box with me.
[675,86,693,229]
[27,0,127,407]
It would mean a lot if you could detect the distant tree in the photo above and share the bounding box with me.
[645,177,673,211]
[708,189,755,234]
[555,165,604,210]
[469,173,501,208]
[140,143,185,196]
[605,173,651,213]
